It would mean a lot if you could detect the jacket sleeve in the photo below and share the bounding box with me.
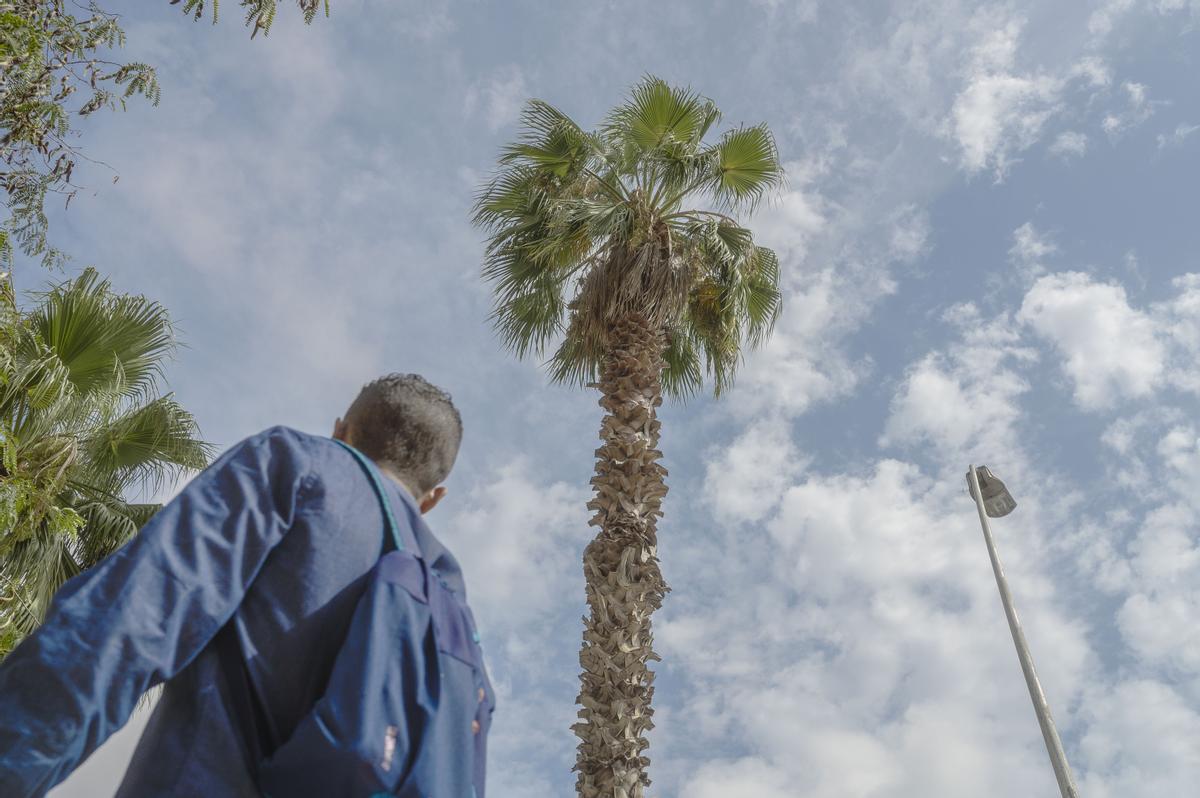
[0,426,314,798]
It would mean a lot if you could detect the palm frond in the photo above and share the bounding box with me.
[604,76,721,153]
[499,99,604,187]
[472,166,544,230]
[0,577,43,658]
[81,395,213,495]
[707,124,784,212]
[515,100,617,174]
[28,268,176,400]
[671,222,782,396]
[740,246,783,347]
[0,529,82,630]
[0,339,76,430]
[546,331,600,388]
[661,326,703,400]
[490,274,568,358]
[74,499,158,569]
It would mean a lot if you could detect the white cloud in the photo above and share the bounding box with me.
[464,65,530,132]
[886,204,932,263]
[1088,0,1138,39]
[1049,130,1089,160]
[389,0,456,39]
[837,5,1109,179]
[882,303,1035,459]
[732,266,875,418]
[1079,680,1200,797]
[750,0,818,23]
[881,352,1023,458]
[447,458,587,632]
[1006,265,1200,410]
[1151,0,1200,18]
[1008,221,1056,282]
[1080,415,1200,686]
[1069,57,1113,89]
[679,757,795,798]
[1101,81,1157,139]
[1118,544,1200,674]
[731,186,930,420]
[1156,122,1200,149]
[483,685,579,798]
[946,13,1067,178]
[1090,405,1187,503]
[950,72,1062,178]
[1101,416,1139,456]
[1018,272,1165,409]
[704,418,807,525]
[1157,425,1200,509]
[1153,273,1200,393]
[443,460,587,798]
[1096,413,1163,497]
[752,182,828,265]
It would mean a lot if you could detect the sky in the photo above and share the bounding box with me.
[18,0,1200,795]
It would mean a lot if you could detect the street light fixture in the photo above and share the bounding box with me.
[965,464,1080,798]
[968,465,1017,518]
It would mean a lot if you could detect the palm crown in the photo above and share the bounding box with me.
[0,269,212,656]
[473,76,784,396]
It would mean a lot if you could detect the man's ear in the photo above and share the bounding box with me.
[419,486,448,515]
[332,417,348,442]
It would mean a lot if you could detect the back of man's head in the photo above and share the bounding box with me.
[342,374,463,494]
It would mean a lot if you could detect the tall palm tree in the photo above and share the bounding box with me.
[0,268,212,657]
[473,76,784,797]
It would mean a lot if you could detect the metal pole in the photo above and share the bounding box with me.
[967,465,1080,798]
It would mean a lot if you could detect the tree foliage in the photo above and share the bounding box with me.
[171,0,330,38]
[473,76,785,398]
[0,0,161,270]
[0,0,332,274]
[0,268,212,657]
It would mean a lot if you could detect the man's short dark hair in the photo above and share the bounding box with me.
[345,374,463,494]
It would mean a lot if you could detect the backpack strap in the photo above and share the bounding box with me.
[335,440,420,557]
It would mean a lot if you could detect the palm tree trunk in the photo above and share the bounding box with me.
[572,312,671,798]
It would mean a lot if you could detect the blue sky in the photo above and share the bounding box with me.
[21,0,1200,795]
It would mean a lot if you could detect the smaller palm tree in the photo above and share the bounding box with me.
[0,268,212,657]
[474,76,784,797]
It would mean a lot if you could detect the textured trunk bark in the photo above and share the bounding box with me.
[572,312,670,798]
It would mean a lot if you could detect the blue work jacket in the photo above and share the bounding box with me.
[0,426,494,797]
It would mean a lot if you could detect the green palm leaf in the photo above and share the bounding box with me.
[74,499,159,569]
[661,326,703,399]
[605,77,721,153]
[28,267,175,400]
[709,125,784,211]
[82,395,213,494]
[741,246,783,346]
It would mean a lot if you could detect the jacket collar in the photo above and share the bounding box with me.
[380,476,467,597]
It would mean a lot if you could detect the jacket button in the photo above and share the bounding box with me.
[471,720,481,735]
[478,688,485,703]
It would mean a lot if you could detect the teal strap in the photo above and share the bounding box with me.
[335,440,406,553]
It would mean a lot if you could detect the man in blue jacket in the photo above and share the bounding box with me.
[0,373,491,796]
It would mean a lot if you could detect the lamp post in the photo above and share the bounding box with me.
[966,465,1080,798]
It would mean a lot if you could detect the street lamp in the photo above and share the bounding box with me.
[966,464,1080,798]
